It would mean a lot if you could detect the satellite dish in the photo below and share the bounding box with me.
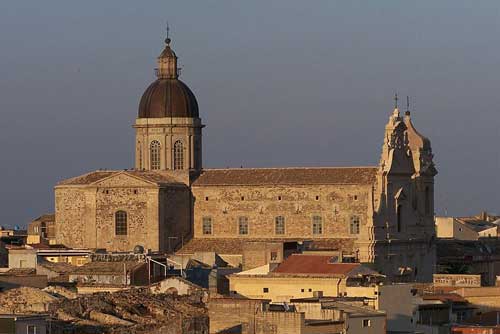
[133,245,145,254]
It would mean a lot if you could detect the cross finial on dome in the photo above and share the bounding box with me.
[394,92,399,109]
[165,21,171,45]
[405,96,411,116]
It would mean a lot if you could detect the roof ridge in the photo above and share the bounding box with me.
[202,166,378,171]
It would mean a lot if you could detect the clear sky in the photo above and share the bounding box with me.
[0,1,499,227]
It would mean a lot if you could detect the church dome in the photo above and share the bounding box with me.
[138,79,199,118]
[138,37,199,119]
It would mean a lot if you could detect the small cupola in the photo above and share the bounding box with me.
[156,37,178,79]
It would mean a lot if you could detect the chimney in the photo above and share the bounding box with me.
[481,211,488,221]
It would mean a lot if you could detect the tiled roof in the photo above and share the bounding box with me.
[57,170,182,186]
[33,213,55,223]
[456,218,497,233]
[177,238,355,255]
[38,261,76,274]
[192,167,378,186]
[437,239,500,259]
[273,254,360,276]
[0,268,36,276]
[69,261,145,275]
[57,171,115,185]
[422,293,468,303]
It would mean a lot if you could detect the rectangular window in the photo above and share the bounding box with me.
[238,217,249,235]
[263,288,269,293]
[27,325,37,334]
[270,251,278,261]
[362,319,371,327]
[275,216,285,235]
[312,216,323,235]
[202,217,212,235]
[350,216,360,234]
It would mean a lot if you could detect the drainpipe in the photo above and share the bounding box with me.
[337,278,343,296]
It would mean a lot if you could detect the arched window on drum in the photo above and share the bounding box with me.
[150,140,161,170]
[173,140,184,170]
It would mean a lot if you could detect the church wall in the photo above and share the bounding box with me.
[94,186,159,252]
[191,184,374,241]
[55,187,94,248]
[55,185,161,251]
[159,185,192,252]
[373,240,435,282]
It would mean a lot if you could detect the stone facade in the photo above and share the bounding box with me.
[191,182,373,241]
[55,171,190,252]
[54,36,438,282]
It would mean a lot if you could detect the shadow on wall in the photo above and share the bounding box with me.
[216,324,242,334]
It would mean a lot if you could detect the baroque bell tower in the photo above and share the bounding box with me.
[133,33,204,173]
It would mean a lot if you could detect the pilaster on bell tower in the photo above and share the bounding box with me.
[133,31,204,174]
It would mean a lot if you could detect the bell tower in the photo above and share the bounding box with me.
[133,34,204,173]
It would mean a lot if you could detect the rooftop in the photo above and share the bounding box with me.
[272,254,381,277]
[69,261,145,275]
[177,238,355,255]
[192,167,378,186]
[422,293,468,303]
[32,213,55,223]
[57,170,184,187]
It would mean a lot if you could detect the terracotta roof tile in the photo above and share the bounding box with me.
[0,268,36,276]
[273,254,360,276]
[33,214,55,223]
[57,170,182,186]
[192,167,378,186]
[57,171,115,185]
[177,238,355,255]
[69,261,145,275]
[38,261,76,274]
[422,293,468,303]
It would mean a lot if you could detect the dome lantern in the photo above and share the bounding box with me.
[156,38,178,79]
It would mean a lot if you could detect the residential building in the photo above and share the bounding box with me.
[436,239,500,286]
[27,214,56,245]
[208,297,386,334]
[436,214,499,240]
[228,254,383,302]
[0,314,47,334]
[68,260,148,293]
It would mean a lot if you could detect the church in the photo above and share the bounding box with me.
[54,35,438,282]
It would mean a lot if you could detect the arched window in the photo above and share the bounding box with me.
[397,205,402,232]
[173,140,184,170]
[150,140,161,170]
[350,216,360,234]
[275,216,285,235]
[115,211,127,236]
[425,186,431,215]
